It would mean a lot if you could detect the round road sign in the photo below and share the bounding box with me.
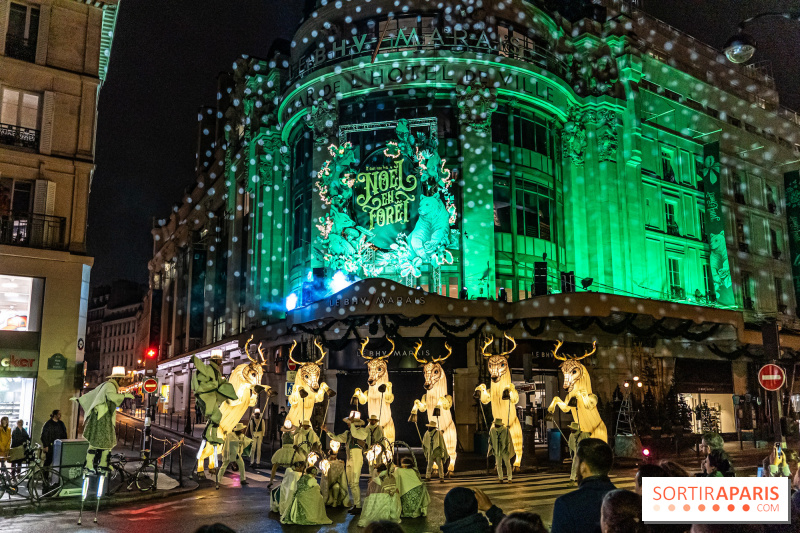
[758,364,785,391]
[143,378,158,394]
[287,360,296,371]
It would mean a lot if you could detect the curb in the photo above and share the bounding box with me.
[0,480,199,517]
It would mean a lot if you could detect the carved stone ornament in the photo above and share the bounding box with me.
[456,79,498,133]
[304,102,339,144]
[595,110,619,163]
[561,105,588,165]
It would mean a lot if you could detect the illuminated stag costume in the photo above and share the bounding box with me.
[475,334,523,468]
[352,337,395,444]
[410,341,457,474]
[194,336,274,475]
[286,339,335,427]
[547,340,608,442]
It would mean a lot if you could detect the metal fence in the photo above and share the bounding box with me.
[115,420,186,487]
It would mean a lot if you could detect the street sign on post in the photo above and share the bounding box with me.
[143,378,158,394]
[286,382,294,397]
[287,360,297,371]
[758,364,786,391]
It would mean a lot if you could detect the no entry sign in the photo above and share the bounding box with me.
[143,378,158,394]
[758,364,785,391]
[287,360,297,371]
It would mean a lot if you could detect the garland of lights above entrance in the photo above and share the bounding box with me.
[315,119,458,281]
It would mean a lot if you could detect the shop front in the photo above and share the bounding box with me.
[0,343,39,431]
[673,358,736,434]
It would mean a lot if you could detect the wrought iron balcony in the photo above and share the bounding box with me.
[4,35,37,63]
[0,123,40,150]
[0,211,66,250]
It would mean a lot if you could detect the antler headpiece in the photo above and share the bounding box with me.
[412,339,452,364]
[480,333,517,358]
[360,337,394,361]
[552,340,597,362]
[287,338,328,366]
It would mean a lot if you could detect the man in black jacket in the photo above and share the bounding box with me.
[440,487,504,533]
[550,438,616,533]
[40,409,68,466]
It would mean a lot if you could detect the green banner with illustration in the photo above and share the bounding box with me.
[784,169,800,307]
[700,141,734,306]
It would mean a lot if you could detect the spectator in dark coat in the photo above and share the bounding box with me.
[40,409,68,466]
[550,438,616,533]
[10,419,29,476]
[496,512,548,533]
[440,487,504,533]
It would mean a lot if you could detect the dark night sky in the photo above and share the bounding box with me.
[87,0,800,287]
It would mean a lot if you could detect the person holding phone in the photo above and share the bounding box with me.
[761,443,795,477]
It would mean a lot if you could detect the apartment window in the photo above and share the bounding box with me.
[731,171,746,204]
[742,271,754,310]
[665,202,679,236]
[698,208,706,240]
[766,186,777,214]
[5,3,39,62]
[770,228,782,258]
[0,88,41,149]
[703,263,716,302]
[513,115,548,156]
[661,149,676,183]
[737,218,749,252]
[775,277,785,310]
[494,182,512,233]
[668,258,683,299]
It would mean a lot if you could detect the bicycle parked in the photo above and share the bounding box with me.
[106,439,184,494]
[0,443,66,503]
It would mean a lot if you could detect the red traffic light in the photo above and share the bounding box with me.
[642,448,651,457]
[146,347,157,359]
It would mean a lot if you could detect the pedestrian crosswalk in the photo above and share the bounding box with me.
[425,472,636,508]
[214,466,635,510]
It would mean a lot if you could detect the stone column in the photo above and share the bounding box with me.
[304,102,339,270]
[457,80,497,299]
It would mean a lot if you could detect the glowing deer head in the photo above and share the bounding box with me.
[552,340,597,392]
[360,337,394,387]
[480,333,517,383]
[238,335,266,386]
[412,340,452,390]
[288,339,328,391]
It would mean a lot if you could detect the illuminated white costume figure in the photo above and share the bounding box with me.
[352,337,395,445]
[547,341,608,442]
[326,416,369,510]
[422,421,449,481]
[247,409,266,467]
[194,337,274,476]
[286,339,335,427]
[475,334,523,468]
[410,341,457,475]
[488,418,515,483]
[320,452,349,507]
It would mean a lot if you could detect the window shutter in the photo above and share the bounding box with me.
[0,1,9,54]
[35,4,50,65]
[39,90,55,155]
[33,179,55,215]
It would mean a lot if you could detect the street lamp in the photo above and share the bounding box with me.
[723,11,800,63]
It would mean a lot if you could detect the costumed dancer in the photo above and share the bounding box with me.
[281,465,332,525]
[271,461,304,515]
[247,409,266,467]
[72,366,134,524]
[358,463,402,527]
[366,414,385,475]
[216,423,251,489]
[488,418,515,484]
[568,421,591,485]
[321,451,349,507]
[394,457,430,518]
[269,421,299,487]
[294,419,321,457]
[422,421,449,482]
[191,351,236,476]
[325,415,368,513]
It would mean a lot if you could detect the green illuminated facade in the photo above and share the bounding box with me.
[150,0,800,438]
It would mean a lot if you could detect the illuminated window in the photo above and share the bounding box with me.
[741,272,754,310]
[515,187,552,241]
[667,258,682,298]
[661,148,676,183]
[703,264,715,302]
[493,182,511,233]
[665,202,679,235]
[1,87,41,130]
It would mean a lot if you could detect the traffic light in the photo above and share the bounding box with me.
[143,346,158,375]
[146,347,157,359]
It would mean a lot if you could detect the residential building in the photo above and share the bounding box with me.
[0,0,119,438]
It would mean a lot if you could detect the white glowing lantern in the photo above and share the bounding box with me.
[283,420,293,430]
[307,451,319,466]
[329,440,341,454]
[319,459,330,475]
[366,448,375,463]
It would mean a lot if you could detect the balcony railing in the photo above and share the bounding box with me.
[4,35,37,63]
[0,211,66,250]
[0,123,40,150]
